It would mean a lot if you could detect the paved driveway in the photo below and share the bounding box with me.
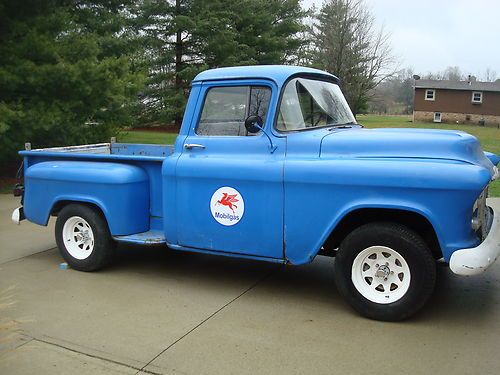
[1,194,500,374]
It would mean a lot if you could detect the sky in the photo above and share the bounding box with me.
[305,0,500,80]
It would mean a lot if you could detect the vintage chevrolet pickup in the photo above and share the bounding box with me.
[11,66,500,321]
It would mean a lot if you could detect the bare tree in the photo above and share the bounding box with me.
[310,0,395,115]
[423,66,498,82]
[424,66,464,81]
[484,67,498,82]
[443,66,464,81]
[368,68,415,115]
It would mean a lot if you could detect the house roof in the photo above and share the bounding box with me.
[415,79,500,92]
[192,65,338,86]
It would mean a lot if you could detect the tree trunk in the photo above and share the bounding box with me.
[174,0,183,127]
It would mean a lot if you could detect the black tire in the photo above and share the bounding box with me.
[55,204,115,271]
[334,222,436,321]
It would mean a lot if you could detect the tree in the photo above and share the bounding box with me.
[424,66,464,81]
[392,68,415,114]
[0,0,144,165]
[135,0,305,127]
[442,66,463,81]
[484,68,497,82]
[310,0,395,115]
[368,68,415,115]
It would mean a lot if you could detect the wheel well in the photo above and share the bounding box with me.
[321,208,442,259]
[51,200,105,218]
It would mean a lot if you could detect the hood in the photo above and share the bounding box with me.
[320,127,495,173]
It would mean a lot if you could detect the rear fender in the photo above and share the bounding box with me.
[23,161,150,235]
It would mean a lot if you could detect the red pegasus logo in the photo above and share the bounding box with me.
[216,193,239,213]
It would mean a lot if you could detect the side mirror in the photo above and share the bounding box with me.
[243,115,277,153]
[244,115,263,134]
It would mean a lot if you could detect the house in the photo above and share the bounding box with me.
[413,77,500,126]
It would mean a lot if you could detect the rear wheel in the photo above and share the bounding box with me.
[334,222,436,321]
[55,204,115,271]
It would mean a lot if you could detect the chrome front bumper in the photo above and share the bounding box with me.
[450,205,500,276]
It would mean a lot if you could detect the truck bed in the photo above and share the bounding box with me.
[19,142,174,242]
[21,142,174,161]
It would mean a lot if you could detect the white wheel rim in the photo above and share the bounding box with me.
[351,246,411,304]
[62,216,95,260]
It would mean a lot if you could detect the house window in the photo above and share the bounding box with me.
[472,91,483,104]
[433,112,441,123]
[425,89,435,101]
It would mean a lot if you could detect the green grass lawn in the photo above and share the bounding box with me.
[358,115,500,155]
[118,130,178,145]
[4,117,496,196]
[119,116,499,196]
[120,115,499,154]
[357,115,500,197]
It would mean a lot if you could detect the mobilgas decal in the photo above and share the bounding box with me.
[210,187,244,226]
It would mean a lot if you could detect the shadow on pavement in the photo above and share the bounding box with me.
[110,243,500,324]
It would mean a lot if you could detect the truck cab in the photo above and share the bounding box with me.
[12,65,500,321]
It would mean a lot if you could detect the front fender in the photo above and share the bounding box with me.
[285,196,449,265]
[283,159,490,265]
[24,161,150,235]
[484,151,500,166]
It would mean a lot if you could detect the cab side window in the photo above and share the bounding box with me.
[197,86,271,136]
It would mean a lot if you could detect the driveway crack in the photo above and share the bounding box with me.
[0,247,57,266]
[136,266,280,374]
[22,335,162,374]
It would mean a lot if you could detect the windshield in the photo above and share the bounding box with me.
[277,78,355,131]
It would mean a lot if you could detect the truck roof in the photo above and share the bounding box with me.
[192,65,338,86]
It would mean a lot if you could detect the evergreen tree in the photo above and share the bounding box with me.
[0,0,144,164]
[0,0,306,167]
[136,0,305,127]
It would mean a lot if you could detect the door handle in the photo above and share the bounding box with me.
[184,143,206,150]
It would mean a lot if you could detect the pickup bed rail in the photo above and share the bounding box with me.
[21,142,174,161]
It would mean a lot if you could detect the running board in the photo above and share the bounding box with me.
[113,230,166,245]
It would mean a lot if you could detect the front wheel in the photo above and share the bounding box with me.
[55,204,115,271]
[334,222,436,321]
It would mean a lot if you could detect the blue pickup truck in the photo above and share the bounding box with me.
[12,66,500,321]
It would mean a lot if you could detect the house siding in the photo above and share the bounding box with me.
[414,88,500,116]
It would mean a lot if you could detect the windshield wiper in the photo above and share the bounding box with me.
[327,121,361,130]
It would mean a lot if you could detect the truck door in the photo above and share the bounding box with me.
[174,80,285,259]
